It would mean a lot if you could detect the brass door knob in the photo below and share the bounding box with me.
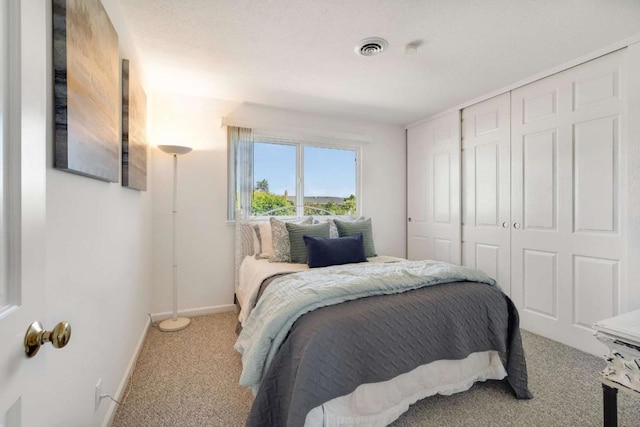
[24,321,71,358]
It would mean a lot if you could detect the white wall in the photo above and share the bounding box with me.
[42,0,152,425]
[148,95,407,314]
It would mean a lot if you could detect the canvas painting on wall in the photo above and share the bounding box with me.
[53,0,120,182]
[121,59,147,191]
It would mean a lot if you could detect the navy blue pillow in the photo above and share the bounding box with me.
[303,233,367,268]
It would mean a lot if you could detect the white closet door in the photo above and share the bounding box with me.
[511,50,626,355]
[461,93,511,295]
[407,111,461,263]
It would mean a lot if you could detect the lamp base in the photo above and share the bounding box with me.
[158,317,191,332]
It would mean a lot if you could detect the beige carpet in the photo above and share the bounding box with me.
[112,312,640,427]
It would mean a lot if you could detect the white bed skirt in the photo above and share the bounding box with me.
[304,350,507,427]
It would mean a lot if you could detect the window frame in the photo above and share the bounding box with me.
[236,135,362,219]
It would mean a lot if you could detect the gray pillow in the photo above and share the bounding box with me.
[286,222,330,264]
[334,218,377,257]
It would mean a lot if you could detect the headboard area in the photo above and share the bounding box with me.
[233,207,364,304]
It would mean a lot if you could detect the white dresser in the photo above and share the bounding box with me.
[594,310,640,427]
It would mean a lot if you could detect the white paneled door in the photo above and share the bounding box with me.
[511,50,626,354]
[407,111,461,263]
[0,1,48,425]
[461,93,511,295]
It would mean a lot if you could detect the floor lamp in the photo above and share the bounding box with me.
[157,144,193,332]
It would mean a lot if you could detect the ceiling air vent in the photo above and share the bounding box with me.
[355,37,388,57]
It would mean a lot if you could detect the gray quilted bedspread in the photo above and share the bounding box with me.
[246,280,532,426]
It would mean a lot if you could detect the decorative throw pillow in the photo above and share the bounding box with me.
[327,216,365,238]
[239,222,258,259]
[286,222,331,264]
[269,216,313,263]
[303,233,367,268]
[334,218,377,257]
[313,217,339,238]
[252,222,274,259]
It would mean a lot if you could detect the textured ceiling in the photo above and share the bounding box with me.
[118,0,640,125]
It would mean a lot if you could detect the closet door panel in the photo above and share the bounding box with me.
[462,93,511,294]
[475,243,500,282]
[522,249,558,318]
[433,151,451,223]
[407,111,461,263]
[433,238,452,262]
[407,125,432,261]
[432,114,461,263]
[511,49,626,355]
[461,149,474,229]
[573,116,618,233]
[512,69,573,342]
[523,90,557,123]
[522,130,557,230]
[573,256,619,328]
[475,143,499,226]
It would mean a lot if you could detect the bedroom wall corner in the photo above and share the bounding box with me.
[148,96,407,314]
[148,93,240,316]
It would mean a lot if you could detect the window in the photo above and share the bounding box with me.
[228,127,360,219]
[253,142,297,216]
[302,145,356,215]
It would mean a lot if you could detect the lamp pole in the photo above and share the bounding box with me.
[157,145,193,332]
[171,153,178,322]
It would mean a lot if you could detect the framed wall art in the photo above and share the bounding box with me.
[121,59,147,191]
[53,0,120,182]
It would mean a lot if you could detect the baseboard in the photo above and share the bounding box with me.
[150,304,236,322]
[102,316,151,427]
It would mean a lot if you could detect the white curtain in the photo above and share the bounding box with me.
[227,126,254,220]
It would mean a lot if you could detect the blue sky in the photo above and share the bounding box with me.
[253,142,356,197]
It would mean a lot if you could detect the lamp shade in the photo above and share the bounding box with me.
[158,145,193,155]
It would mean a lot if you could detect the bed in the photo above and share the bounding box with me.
[233,211,532,426]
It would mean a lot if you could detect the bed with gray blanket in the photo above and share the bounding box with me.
[235,259,532,426]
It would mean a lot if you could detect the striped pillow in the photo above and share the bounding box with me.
[252,222,274,259]
[285,222,330,264]
[239,222,259,258]
[334,218,377,257]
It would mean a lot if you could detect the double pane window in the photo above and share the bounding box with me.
[252,141,358,216]
[228,127,360,219]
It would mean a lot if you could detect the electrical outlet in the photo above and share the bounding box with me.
[95,378,103,410]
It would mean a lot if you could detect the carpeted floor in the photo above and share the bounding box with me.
[112,312,640,427]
